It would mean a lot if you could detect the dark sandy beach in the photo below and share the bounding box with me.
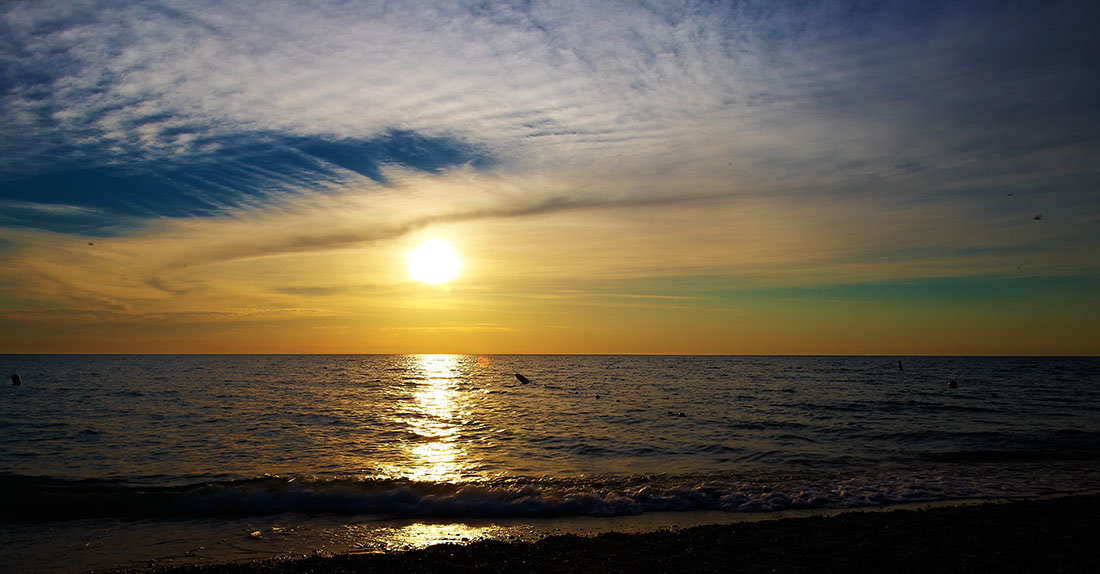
[123,494,1100,573]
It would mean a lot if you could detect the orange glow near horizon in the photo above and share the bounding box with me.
[0,192,1096,356]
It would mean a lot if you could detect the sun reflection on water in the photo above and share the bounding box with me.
[387,354,471,483]
[354,522,503,552]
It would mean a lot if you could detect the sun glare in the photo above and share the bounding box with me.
[408,239,462,285]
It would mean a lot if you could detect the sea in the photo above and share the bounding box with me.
[2,354,1098,572]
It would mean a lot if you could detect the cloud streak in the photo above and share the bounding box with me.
[6,1,1092,177]
[0,129,496,233]
[2,1,1098,352]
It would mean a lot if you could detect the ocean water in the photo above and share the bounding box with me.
[2,354,1098,571]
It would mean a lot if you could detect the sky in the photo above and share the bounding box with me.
[1,0,1098,355]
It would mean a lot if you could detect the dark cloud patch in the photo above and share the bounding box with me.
[0,129,497,235]
[0,200,144,237]
[293,130,497,184]
[746,0,1100,186]
[4,168,220,217]
[270,285,355,297]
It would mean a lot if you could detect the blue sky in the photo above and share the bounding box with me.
[1,0,1098,353]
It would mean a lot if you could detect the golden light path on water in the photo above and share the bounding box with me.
[350,355,773,552]
[383,354,474,482]
[348,521,512,553]
[373,354,492,548]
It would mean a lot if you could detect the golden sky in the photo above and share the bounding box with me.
[2,1,1098,354]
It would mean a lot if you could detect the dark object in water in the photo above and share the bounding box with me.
[898,360,903,371]
[1034,214,1042,220]
[667,410,686,417]
[11,374,20,386]
[514,373,531,384]
[947,380,958,389]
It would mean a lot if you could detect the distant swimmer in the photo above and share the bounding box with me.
[666,410,686,417]
[514,373,531,384]
[947,380,958,389]
[11,374,21,386]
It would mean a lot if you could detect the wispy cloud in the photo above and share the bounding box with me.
[2,1,1098,352]
[6,1,1093,184]
[0,129,496,233]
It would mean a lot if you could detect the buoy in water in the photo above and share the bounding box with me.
[11,374,21,386]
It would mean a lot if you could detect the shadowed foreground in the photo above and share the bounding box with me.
[126,494,1099,573]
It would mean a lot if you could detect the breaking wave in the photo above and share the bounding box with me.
[4,463,1098,522]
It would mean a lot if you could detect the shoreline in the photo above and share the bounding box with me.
[117,493,1100,573]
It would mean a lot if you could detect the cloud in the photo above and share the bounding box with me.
[2,0,1098,331]
[0,129,496,233]
[270,284,369,297]
[0,154,1096,324]
[4,1,1097,191]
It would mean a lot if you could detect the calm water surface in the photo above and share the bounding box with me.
[1,355,1098,570]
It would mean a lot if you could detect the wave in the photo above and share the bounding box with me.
[3,464,1098,522]
[922,429,1100,463]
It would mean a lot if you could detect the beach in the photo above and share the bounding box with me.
[118,494,1099,573]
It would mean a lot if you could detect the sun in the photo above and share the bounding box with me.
[408,239,462,285]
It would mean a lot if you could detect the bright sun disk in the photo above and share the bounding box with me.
[408,239,462,285]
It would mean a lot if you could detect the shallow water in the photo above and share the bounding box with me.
[1,354,1098,570]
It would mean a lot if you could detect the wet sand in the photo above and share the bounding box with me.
[123,494,1099,573]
